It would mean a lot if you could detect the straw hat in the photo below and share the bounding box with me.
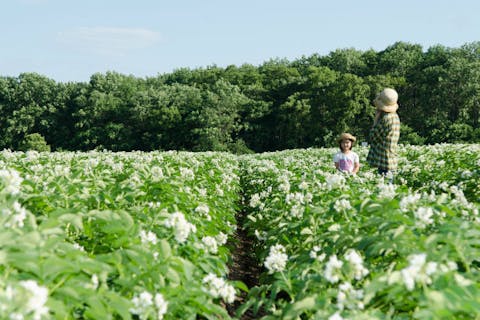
[374,88,398,113]
[337,132,356,144]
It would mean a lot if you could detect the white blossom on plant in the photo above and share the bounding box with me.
[264,244,288,274]
[19,280,49,320]
[0,168,23,195]
[400,253,438,291]
[334,199,352,212]
[377,182,396,199]
[414,207,434,228]
[328,311,344,320]
[201,236,218,254]
[337,281,364,310]
[202,273,236,303]
[154,293,168,320]
[344,249,369,280]
[140,230,158,245]
[324,254,343,284]
[309,245,326,262]
[164,211,196,243]
[130,291,168,320]
[195,203,211,221]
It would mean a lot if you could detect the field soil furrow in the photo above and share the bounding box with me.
[227,210,265,319]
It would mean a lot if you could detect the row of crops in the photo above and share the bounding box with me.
[0,150,242,319]
[239,144,480,319]
[0,144,479,319]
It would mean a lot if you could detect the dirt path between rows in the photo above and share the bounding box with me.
[226,211,266,319]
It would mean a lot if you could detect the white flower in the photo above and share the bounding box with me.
[202,274,236,303]
[328,311,344,320]
[414,207,434,228]
[377,182,396,199]
[195,203,210,215]
[325,173,345,189]
[344,249,369,280]
[130,291,168,319]
[154,293,168,320]
[337,281,364,310]
[140,230,158,245]
[249,194,261,208]
[70,242,85,252]
[19,280,49,320]
[309,245,321,259]
[195,204,210,219]
[179,167,194,180]
[310,245,326,262]
[216,232,228,245]
[298,181,309,190]
[400,253,438,291]
[399,192,421,212]
[290,204,303,218]
[0,169,23,195]
[286,192,305,205]
[164,211,196,243]
[3,201,28,228]
[264,244,288,274]
[334,199,352,212]
[201,236,218,254]
[324,255,343,283]
[130,291,153,316]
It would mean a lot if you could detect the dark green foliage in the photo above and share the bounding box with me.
[18,133,51,152]
[0,41,479,152]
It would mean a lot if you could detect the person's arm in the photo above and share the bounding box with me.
[353,161,360,174]
[333,153,340,170]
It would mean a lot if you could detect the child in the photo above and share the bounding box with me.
[333,133,360,174]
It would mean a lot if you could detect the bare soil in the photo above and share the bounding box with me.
[226,211,266,320]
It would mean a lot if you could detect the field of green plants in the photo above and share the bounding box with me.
[0,144,479,319]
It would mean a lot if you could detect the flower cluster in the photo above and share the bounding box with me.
[2,201,28,228]
[264,244,288,274]
[0,168,23,195]
[164,211,196,243]
[344,249,369,280]
[336,281,364,310]
[130,291,168,320]
[324,255,343,284]
[202,274,235,303]
[140,230,158,245]
[334,199,352,213]
[400,253,437,291]
[0,280,49,320]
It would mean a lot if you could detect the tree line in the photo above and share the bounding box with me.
[1,41,479,153]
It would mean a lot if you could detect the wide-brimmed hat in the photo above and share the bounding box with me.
[374,88,398,113]
[337,132,356,144]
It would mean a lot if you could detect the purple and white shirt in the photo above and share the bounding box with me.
[333,151,359,173]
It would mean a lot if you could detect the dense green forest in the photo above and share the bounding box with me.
[1,41,479,153]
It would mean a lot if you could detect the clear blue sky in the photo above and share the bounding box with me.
[1,0,479,83]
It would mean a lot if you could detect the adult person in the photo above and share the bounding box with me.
[366,88,401,181]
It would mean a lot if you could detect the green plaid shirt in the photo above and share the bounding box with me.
[367,112,400,171]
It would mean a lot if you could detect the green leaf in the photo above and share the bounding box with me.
[158,239,172,260]
[104,291,133,320]
[281,295,317,319]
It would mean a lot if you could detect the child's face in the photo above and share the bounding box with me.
[340,139,352,151]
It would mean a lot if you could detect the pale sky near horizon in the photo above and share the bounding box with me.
[1,0,479,83]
